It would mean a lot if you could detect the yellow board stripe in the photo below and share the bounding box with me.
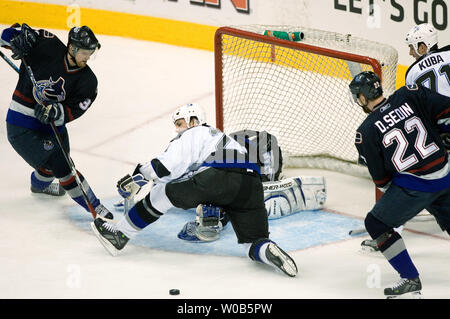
[0,0,407,86]
[0,0,217,50]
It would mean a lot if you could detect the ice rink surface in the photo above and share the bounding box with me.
[0,26,448,300]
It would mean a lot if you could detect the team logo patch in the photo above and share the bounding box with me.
[380,103,391,113]
[43,140,54,151]
[32,76,66,105]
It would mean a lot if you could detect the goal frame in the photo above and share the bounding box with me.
[214,26,383,130]
[214,26,385,200]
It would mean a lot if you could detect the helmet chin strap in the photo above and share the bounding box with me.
[357,97,372,114]
[67,46,80,67]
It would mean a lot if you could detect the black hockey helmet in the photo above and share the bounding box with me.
[68,26,100,50]
[349,71,383,104]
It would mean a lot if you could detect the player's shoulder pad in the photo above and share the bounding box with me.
[436,44,450,53]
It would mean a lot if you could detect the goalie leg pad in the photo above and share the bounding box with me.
[263,176,326,219]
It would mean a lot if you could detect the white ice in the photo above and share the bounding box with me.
[0,26,448,299]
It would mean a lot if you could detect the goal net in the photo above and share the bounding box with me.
[214,25,398,178]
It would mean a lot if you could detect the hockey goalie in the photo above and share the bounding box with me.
[114,103,327,242]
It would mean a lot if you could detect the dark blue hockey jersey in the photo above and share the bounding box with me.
[1,25,98,133]
[355,85,450,192]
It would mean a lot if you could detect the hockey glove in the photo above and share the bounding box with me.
[10,24,37,60]
[117,173,148,199]
[34,102,63,125]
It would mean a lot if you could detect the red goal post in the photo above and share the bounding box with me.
[214,26,398,200]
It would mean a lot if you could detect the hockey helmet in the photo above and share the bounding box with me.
[68,26,101,51]
[405,23,438,55]
[172,103,206,127]
[349,71,383,106]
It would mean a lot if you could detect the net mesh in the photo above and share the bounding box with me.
[217,25,398,177]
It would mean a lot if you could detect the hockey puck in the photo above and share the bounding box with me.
[169,289,180,295]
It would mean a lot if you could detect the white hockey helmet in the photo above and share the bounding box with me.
[172,103,206,127]
[405,23,438,55]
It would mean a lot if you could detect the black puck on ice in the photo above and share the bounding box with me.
[169,289,180,295]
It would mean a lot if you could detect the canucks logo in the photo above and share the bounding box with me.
[32,76,66,105]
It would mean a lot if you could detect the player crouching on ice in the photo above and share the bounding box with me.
[113,104,327,242]
[91,103,300,277]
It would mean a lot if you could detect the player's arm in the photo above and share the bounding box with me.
[144,129,204,182]
[1,23,62,61]
[414,85,450,148]
[419,86,450,133]
[355,129,392,191]
[60,74,98,124]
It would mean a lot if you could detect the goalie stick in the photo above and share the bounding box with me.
[20,58,97,219]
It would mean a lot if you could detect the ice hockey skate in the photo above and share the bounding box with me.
[265,242,298,277]
[90,218,129,256]
[178,220,223,242]
[360,238,379,253]
[177,204,228,242]
[384,277,422,299]
[30,182,65,196]
[94,203,114,221]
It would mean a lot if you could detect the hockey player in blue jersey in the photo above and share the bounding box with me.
[0,23,112,219]
[349,71,450,298]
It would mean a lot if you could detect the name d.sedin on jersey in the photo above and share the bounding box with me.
[374,103,415,133]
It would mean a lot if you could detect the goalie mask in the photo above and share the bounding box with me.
[172,103,206,132]
[405,23,438,57]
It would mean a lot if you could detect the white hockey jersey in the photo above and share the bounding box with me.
[140,125,248,183]
[405,45,450,97]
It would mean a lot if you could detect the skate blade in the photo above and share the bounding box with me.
[359,246,379,254]
[90,222,120,257]
[386,291,423,299]
[268,243,298,277]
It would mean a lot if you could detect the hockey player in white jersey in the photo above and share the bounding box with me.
[405,23,450,150]
[405,23,450,98]
[113,104,327,242]
[91,103,298,277]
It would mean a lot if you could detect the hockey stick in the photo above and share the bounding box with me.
[0,50,19,73]
[20,58,97,219]
[348,227,367,236]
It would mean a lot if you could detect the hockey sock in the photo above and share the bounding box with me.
[118,194,163,238]
[31,168,54,190]
[59,171,100,212]
[377,231,419,279]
